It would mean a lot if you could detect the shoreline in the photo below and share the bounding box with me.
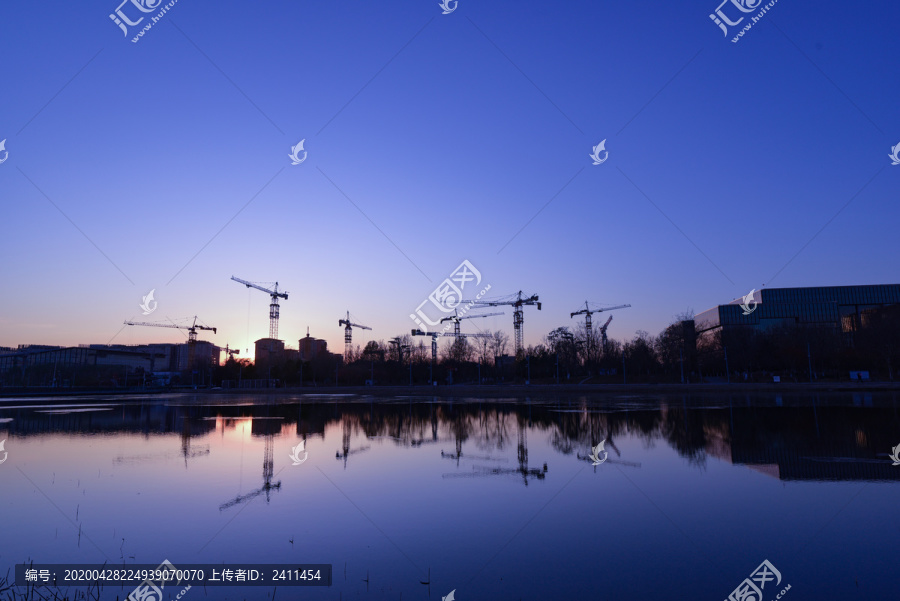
[1,381,898,403]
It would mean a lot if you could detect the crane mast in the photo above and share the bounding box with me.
[231,276,288,340]
[388,337,410,364]
[223,344,241,362]
[599,316,613,349]
[466,291,540,358]
[338,311,372,357]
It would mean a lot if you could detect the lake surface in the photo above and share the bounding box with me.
[1,391,898,600]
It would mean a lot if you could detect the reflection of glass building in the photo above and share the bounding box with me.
[695,284,900,338]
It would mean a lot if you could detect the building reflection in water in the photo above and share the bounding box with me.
[1,392,898,483]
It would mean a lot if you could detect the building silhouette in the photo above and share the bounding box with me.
[695,283,900,341]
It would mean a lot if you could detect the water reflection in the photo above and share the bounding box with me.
[219,417,282,511]
[1,392,898,600]
[1,393,899,482]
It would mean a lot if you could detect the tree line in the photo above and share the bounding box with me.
[215,306,900,386]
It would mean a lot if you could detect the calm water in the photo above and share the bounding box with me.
[1,392,898,600]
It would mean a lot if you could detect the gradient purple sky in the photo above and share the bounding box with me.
[1,0,898,358]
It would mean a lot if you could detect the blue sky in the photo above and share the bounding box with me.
[1,0,898,357]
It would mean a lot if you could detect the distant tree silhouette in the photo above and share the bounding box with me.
[624,331,658,379]
[489,330,510,362]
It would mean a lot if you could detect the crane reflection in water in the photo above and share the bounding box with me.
[219,417,283,511]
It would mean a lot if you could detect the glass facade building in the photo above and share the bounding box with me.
[695,284,900,336]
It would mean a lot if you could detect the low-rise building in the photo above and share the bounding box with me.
[695,284,900,343]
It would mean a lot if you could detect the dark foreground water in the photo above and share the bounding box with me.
[1,391,898,600]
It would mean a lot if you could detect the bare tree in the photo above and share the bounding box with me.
[410,340,428,365]
[388,334,413,363]
[489,330,510,362]
[443,337,474,363]
[362,340,385,362]
[572,322,602,366]
[473,334,492,365]
[656,310,695,379]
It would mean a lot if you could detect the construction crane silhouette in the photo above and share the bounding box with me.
[231,276,288,339]
[338,311,371,356]
[411,329,438,382]
[388,337,410,363]
[223,344,240,361]
[442,419,547,485]
[179,419,212,469]
[439,311,502,372]
[124,316,216,370]
[336,417,370,469]
[440,449,508,467]
[219,420,282,511]
[439,310,504,337]
[465,292,540,358]
[598,316,613,350]
[570,301,630,360]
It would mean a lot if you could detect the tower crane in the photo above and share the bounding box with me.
[219,421,281,511]
[388,337,411,363]
[336,416,371,469]
[439,310,504,337]
[599,316,613,349]
[231,276,288,340]
[411,330,438,382]
[124,316,216,370]
[442,417,548,485]
[338,311,371,357]
[436,315,495,372]
[570,301,630,360]
[465,292,540,358]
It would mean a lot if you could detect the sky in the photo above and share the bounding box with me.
[1,0,898,359]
